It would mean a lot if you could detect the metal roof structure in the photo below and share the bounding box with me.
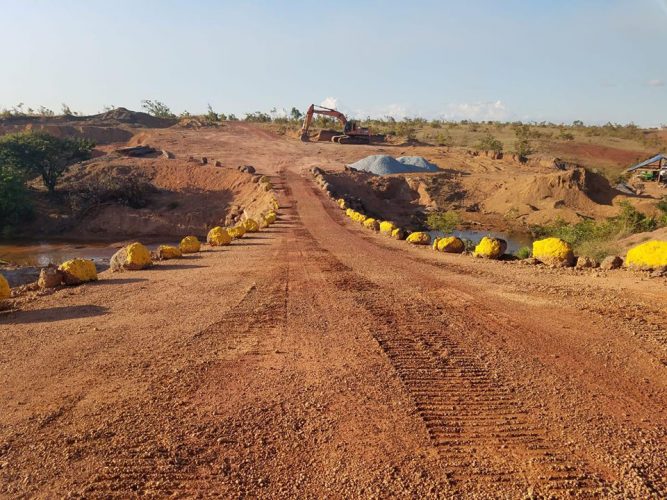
[626,153,667,172]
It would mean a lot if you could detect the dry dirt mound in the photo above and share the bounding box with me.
[0,123,134,145]
[322,169,433,229]
[483,167,622,224]
[25,157,274,239]
[0,108,175,145]
[90,107,176,128]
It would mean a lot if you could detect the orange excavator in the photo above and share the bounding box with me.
[299,104,371,144]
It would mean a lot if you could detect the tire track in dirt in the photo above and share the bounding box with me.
[293,221,608,497]
[85,257,291,497]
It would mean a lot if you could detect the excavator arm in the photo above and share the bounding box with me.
[300,104,348,141]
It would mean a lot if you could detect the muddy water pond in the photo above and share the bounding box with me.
[429,229,533,254]
[0,241,121,268]
[0,240,175,287]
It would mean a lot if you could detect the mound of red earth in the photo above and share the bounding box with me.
[0,108,176,145]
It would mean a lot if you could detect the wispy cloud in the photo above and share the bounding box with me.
[440,100,512,121]
[647,79,665,87]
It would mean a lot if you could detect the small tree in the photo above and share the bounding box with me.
[0,132,94,194]
[290,107,303,122]
[141,99,175,118]
[514,138,533,161]
[477,133,503,154]
[205,104,219,125]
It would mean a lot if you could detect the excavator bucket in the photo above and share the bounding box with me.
[316,130,339,142]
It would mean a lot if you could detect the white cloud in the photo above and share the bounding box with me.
[350,103,412,120]
[320,97,338,109]
[440,100,512,121]
[647,79,665,87]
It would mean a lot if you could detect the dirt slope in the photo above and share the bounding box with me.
[23,155,273,240]
[1,125,666,497]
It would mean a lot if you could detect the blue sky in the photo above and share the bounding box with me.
[1,0,665,125]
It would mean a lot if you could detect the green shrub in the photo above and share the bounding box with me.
[244,111,272,123]
[426,211,460,233]
[514,246,532,259]
[514,138,533,159]
[476,133,503,153]
[69,170,154,214]
[531,202,662,258]
[657,196,667,214]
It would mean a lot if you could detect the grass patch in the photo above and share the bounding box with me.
[530,202,662,260]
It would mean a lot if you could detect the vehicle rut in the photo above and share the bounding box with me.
[293,220,608,497]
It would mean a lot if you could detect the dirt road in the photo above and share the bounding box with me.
[1,129,666,498]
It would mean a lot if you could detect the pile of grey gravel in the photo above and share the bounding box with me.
[348,155,439,175]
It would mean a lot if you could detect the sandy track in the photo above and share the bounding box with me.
[1,134,666,497]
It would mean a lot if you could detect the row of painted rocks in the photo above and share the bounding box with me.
[529,237,667,272]
[0,199,280,303]
[109,212,276,273]
[344,207,407,241]
[312,168,666,274]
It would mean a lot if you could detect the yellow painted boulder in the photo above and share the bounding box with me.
[126,242,152,268]
[157,245,182,260]
[228,225,246,239]
[436,236,465,253]
[473,237,507,259]
[391,228,406,240]
[345,209,367,224]
[58,258,98,285]
[380,221,397,235]
[337,198,348,210]
[264,211,277,225]
[363,218,380,231]
[625,240,667,270]
[0,274,10,300]
[180,236,201,253]
[207,226,232,246]
[432,237,441,250]
[111,242,153,271]
[406,232,431,245]
[242,218,260,233]
[532,237,575,267]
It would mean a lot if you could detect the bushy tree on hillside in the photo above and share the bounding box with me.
[477,133,503,153]
[141,99,175,118]
[0,132,94,193]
